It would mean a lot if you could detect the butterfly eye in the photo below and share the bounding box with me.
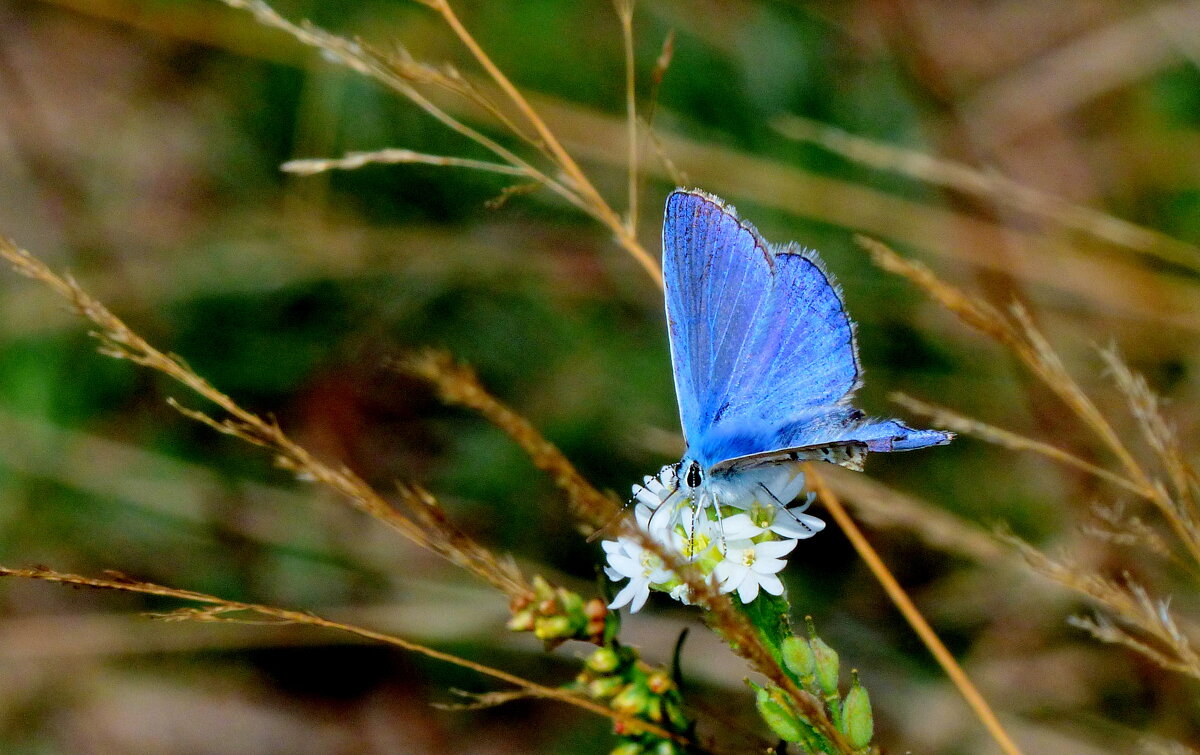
[686,461,703,489]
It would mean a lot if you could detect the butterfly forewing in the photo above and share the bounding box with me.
[663,190,862,467]
[663,190,774,451]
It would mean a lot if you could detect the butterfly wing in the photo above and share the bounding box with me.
[710,419,954,476]
[663,190,861,467]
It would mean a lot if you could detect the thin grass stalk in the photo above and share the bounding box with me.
[0,566,680,740]
[864,234,1200,570]
[420,0,661,284]
[1097,347,1200,526]
[217,0,591,220]
[614,0,639,233]
[809,467,1024,755]
[1002,534,1200,681]
[281,149,530,177]
[773,114,1200,273]
[892,393,1146,496]
[0,238,531,600]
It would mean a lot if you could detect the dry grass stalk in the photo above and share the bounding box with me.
[868,234,1200,686]
[866,236,1200,569]
[892,392,1144,496]
[775,115,1200,274]
[398,350,856,752]
[1002,535,1200,681]
[0,237,531,601]
[865,234,1137,483]
[0,566,677,739]
[1082,502,1175,563]
[614,0,639,233]
[1098,348,1200,522]
[217,0,661,284]
[810,468,1024,755]
[281,149,530,177]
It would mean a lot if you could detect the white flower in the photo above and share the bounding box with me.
[602,537,673,612]
[713,538,798,603]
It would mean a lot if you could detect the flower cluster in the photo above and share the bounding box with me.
[756,618,875,751]
[577,646,690,755]
[507,576,610,648]
[602,464,824,612]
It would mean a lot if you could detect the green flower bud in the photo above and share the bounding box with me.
[652,740,682,755]
[755,685,804,743]
[532,575,555,602]
[587,647,621,674]
[588,675,626,699]
[781,635,816,678]
[664,696,690,730]
[841,671,873,749]
[609,743,641,755]
[612,682,650,715]
[646,670,673,694]
[506,610,535,632]
[810,635,840,697]
[534,615,573,640]
[645,694,664,722]
[558,588,585,616]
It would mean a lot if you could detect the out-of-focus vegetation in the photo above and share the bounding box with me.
[1,0,1199,752]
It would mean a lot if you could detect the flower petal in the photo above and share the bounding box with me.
[609,579,643,610]
[629,582,651,612]
[758,573,785,596]
[756,539,798,558]
[736,577,761,603]
[720,513,763,540]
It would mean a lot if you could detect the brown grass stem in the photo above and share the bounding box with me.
[891,393,1146,497]
[615,0,639,233]
[0,237,531,601]
[281,149,531,177]
[809,467,1023,755]
[861,235,1200,570]
[422,0,661,285]
[775,114,1200,274]
[0,566,679,740]
[215,0,592,222]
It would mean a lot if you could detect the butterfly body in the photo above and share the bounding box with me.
[662,188,952,509]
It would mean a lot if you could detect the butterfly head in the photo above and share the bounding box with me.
[679,458,704,493]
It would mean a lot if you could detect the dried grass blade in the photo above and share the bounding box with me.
[891,393,1145,496]
[1002,533,1200,681]
[282,149,533,177]
[809,467,1024,755]
[0,566,675,738]
[0,237,530,599]
[776,115,1200,274]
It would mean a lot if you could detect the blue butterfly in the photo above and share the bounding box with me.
[662,188,952,506]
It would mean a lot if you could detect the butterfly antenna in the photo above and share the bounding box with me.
[586,465,680,544]
[758,481,817,537]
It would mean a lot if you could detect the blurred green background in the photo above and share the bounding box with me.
[1,0,1199,752]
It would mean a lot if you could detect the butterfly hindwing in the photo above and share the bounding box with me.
[710,441,869,474]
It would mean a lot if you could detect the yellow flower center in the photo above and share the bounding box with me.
[683,533,711,558]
